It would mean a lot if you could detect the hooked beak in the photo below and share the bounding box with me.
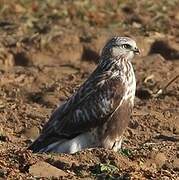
[133,47,140,55]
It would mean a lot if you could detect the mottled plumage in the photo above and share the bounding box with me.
[28,36,139,154]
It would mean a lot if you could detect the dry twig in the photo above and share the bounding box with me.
[153,74,179,97]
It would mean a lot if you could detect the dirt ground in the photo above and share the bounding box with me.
[0,0,179,179]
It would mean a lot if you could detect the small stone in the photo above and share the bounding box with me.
[132,22,142,28]
[175,12,179,21]
[173,119,179,134]
[152,152,167,169]
[29,161,67,178]
[23,126,40,141]
[172,159,179,171]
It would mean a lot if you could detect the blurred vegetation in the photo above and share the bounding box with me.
[0,0,178,34]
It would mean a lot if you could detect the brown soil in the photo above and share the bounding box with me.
[0,1,179,179]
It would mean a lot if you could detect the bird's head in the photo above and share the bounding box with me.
[101,36,140,61]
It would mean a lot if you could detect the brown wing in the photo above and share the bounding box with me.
[28,66,126,152]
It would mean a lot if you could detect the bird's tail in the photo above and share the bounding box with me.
[27,135,44,153]
[28,134,63,153]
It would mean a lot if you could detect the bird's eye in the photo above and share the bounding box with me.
[122,44,132,49]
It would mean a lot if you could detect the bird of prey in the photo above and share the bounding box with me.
[28,36,140,154]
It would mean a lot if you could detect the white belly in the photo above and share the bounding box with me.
[39,131,99,154]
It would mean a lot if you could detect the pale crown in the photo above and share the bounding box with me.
[101,37,140,61]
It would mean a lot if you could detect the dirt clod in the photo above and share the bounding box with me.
[172,159,179,171]
[22,126,40,141]
[29,161,67,178]
[153,153,167,169]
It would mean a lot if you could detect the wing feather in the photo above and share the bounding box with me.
[28,66,125,152]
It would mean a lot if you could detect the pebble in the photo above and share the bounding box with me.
[29,161,67,178]
[173,120,179,134]
[172,159,179,171]
[23,126,40,140]
[151,152,167,169]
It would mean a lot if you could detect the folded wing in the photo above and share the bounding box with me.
[28,66,125,152]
